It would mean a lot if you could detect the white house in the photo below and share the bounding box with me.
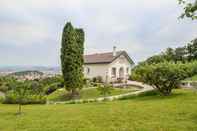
[84,47,135,83]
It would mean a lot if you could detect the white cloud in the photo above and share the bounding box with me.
[0,0,196,65]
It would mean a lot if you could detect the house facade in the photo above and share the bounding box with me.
[84,47,134,83]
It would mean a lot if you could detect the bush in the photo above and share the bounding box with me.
[97,84,113,97]
[44,83,62,95]
[116,78,124,83]
[0,96,4,103]
[132,61,197,96]
[3,91,46,104]
[0,85,9,93]
[83,78,91,87]
[92,76,103,83]
[39,75,64,86]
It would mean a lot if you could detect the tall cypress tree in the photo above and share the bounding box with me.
[75,28,85,89]
[61,22,84,97]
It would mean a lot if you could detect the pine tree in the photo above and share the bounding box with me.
[61,22,84,98]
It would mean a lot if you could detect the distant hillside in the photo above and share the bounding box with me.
[0,66,61,75]
[9,70,44,76]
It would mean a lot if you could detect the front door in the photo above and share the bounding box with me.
[119,67,124,79]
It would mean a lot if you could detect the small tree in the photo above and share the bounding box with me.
[12,81,29,114]
[97,84,113,98]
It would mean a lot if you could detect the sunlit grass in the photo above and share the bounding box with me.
[47,87,137,101]
[0,89,197,131]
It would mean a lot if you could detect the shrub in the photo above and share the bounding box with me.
[97,84,113,97]
[44,83,62,95]
[91,82,100,87]
[83,78,91,87]
[132,61,196,96]
[3,91,46,104]
[0,85,9,93]
[39,75,64,86]
[3,80,47,106]
[0,96,4,103]
[116,78,124,83]
[92,76,103,83]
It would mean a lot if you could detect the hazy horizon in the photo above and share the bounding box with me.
[0,0,197,66]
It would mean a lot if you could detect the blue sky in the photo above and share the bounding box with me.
[0,0,196,66]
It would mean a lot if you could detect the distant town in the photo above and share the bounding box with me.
[0,66,61,80]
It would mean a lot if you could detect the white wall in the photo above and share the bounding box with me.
[84,64,109,82]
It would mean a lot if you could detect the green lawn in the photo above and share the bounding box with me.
[0,89,197,131]
[184,75,197,81]
[47,87,137,101]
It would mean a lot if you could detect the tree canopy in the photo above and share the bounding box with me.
[179,0,197,20]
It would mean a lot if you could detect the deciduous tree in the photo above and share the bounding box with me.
[179,0,197,20]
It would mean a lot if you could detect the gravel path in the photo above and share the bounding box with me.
[89,81,153,102]
[50,81,154,104]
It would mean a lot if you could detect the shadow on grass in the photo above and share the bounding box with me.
[190,114,197,123]
[119,90,186,102]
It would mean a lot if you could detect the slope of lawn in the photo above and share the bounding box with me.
[0,89,197,131]
[47,87,138,101]
[184,75,197,81]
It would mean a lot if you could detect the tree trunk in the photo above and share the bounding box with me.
[70,89,79,99]
[18,104,22,115]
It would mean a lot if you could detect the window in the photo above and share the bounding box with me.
[87,67,90,74]
[111,67,116,78]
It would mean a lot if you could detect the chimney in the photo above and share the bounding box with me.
[113,46,116,57]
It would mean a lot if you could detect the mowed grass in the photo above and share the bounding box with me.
[1,89,197,131]
[48,87,138,101]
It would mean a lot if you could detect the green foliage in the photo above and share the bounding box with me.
[0,96,4,103]
[0,85,9,93]
[0,76,17,93]
[92,76,103,83]
[3,81,46,105]
[44,82,62,95]
[38,75,64,95]
[132,61,197,95]
[3,91,46,104]
[187,38,197,61]
[184,74,197,81]
[179,0,197,20]
[61,22,84,96]
[138,38,197,65]
[144,55,166,64]
[39,75,64,86]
